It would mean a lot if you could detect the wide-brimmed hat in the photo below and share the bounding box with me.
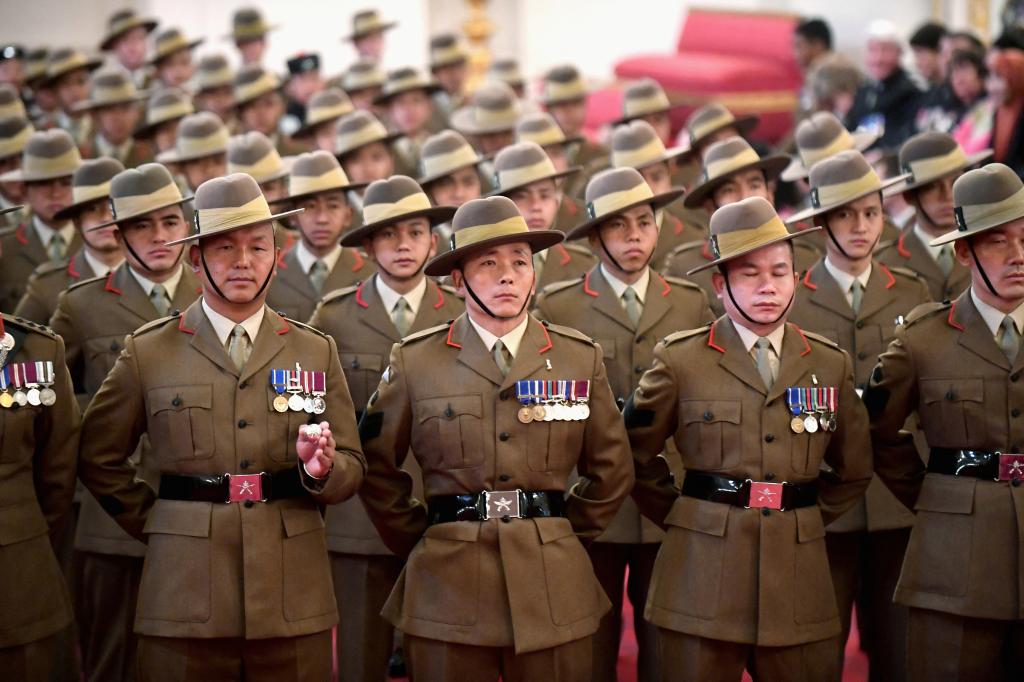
[89,163,192,231]
[0,128,81,182]
[155,112,229,164]
[134,87,194,139]
[334,110,401,159]
[374,67,441,106]
[612,78,683,126]
[194,54,234,93]
[931,163,1024,246]
[53,157,125,221]
[0,116,34,161]
[41,48,102,87]
[0,84,26,119]
[285,150,364,203]
[786,150,909,225]
[228,131,290,184]
[344,9,397,42]
[515,112,582,149]
[686,103,759,151]
[684,137,789,208]
[486,142,580,197]
[688,196,820,275]
[25,48,49,86]
[566,166,685,241]
[610,119,691,170]
[229,7,278,42]
[148,27,203,67]
[781,111,879,182]
[487,59,525,90]
[166,172,301,246]
[885,131,993,196]
[417,130,484,186]
[452,81,521,136]
[425,195,564,276]
[429,33,468,70]
[73,67,147,112]
[233,64,282,109]
[99,9,157,52]
[293,88,354,138]
[342,174,456,245]
[339,58,385,94]
[541,64,588,106]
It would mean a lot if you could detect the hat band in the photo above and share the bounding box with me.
[0,99,27,119]
[71,181,112,205]
[710,215,790,259]
[155,36,192,59]
[108,17,144,36]
[112,182,183,219]
[290,168,351,197]
[811,170,881,209]
[452,215,531,251]
[0,124,32,159]
[24,147,80,177]
[421,144,479,178]
[343,73,384,91]
[336,122,390,153]
[544,79,587,102]
[519,126,567,148]
[474,106,517,128]
[624,91,671,118]
[236,75,280,103]
[230,152,285,183]
[613,136,669,169]
[690,111,735,143]
[905,146,968,186]
[704,148,761,182]
[89,83,140,106]
[956,185,1024,233]
[431,44,466,65]
[197,69,233,90]
[194,193,273,235]
[177,129,229,159]
[496,158,558,190]
[147,100,194,125]
[800,129,853,168]
[587,183,655,220]
[384,75,431,96]
[48,55,89,79]
[353,17,386,34]
[234,22,269,40]
[363,192,432,224]
[307,103,351,127]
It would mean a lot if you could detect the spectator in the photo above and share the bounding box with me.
[953,45,1024,177]
[916,49,987,133]
[910,21,947,89]
[793,18,834,116]
[808,52,865,120]
[939,30,986,74]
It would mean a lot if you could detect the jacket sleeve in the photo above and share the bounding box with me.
[33,335,80,532]
[49,290,87,410]
[819,350,873,525]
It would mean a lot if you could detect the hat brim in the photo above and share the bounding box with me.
[40,58,103,87]
[344,22,398,42]
[688,113,759,150]
[425,227,564,277]
[780,129,881,182]
[164,207,304,245]
[687,226,822,275]
[617,144,693,171]
[418,157,485,187]
[133,111,190,140]
[451,106,517,136]
[156,145,229,165]
[72,91,148,113]
[341,205,458,246]
[486,166,582,199]
[232,83,285,110]
[0,204,23,216]
[883,149,995,197]
[335,131,404,159]
[565,187,686,241]
[54,195,110,222]
[786,174,911,225]
[929,199,1024,247]
[283,181,368,205]
[148,38,204,66]
[88,195,193,231]
[226,24,281,41]
[430,55,468,71]
[683,154,791,208]
[100,19,158,51]
[373,82,443,106]
[292,114,349,139]
[0,166,78,183]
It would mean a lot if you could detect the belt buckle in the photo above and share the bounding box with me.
[997,453,1024,481]
[745,480,785,511]
[226,473,267,503]
[482,489,523,520]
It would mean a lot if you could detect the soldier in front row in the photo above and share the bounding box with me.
[357,195,634,681]
[625,197,872,681]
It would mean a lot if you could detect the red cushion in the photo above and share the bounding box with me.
[677,10,800,74]
[616,53,798,93]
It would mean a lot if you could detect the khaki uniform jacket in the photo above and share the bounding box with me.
[652,200,708,271]
[867,291,1024,620]
[0,219,83,313]
[564,140,611,200]
[0,314,79,647]
[875,223,972,303]
[553,194,584,234]
[14,249,99,324]
[358,314,634,653]
[77,300,366,639]
[78,135,153,168]
[535,266,713,543]
[789,259,929,534]
[309,275,464,556]
[626,318,872,645]
[51,264,201,557]
[265,246,376,323]
[535,242,597,292]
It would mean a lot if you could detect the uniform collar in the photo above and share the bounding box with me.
[294,239,343,274]
[201,297,266,346]
[823,256,871,295]
[375,273,427,315]
[82,248,121,277]
[129,262,184,299]
[33,215,74,248]
[912,220,945,261]
[732,318,785,356]
[970,287,1024,338]
[600,263,650,304]
[95,134,132,163]
[467,313,529,357]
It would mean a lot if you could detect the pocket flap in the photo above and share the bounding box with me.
[534,517,576,544]
[664,496,729,536]
[281,507,326,537]
[143,500,212,537]
[340,353,383,373]
[148,385,213,415]
[423,520,481,542]
[914,474,976,514]
[795,506,826,542]
[595,338,616,360]
[921,378,984,405]
[680,400,741,425]
[414,395,483,423]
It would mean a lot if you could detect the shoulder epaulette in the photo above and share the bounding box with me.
[3,314,57,337]
[875,238,898,252]
[663,323,711,346]
[903,300,950,326]
[400,322,449,345]
[886,265,926,282]
[284,317,328,338]
[65,274,107,293]
[798,328,841,350]
[319,283,360,305]
[540,320,595,345]
[537,277,581,298]
[662,275,702,292]
[132,313,181,337]
[438,283,459,296]
[563,241,595,257]
[666,239,706,258]
[31,260,69,278]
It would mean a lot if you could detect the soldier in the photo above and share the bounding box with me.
[876,131,991,303]
[233,64,307,157]
[76,68,150,166]
[357,194,633,680]
[230,7,276,67]
[98,9,157,84]
[376,67,442,154]
[784,150,930,680]
[228,131,297,252]
[487,142,597,288]
[155,112,229,195]
[867,164,1024,681]
[15,157,124,323]
[534,167,712,682]
[451,81,522,159]
[0,129,82,311]
[44,49,102,147]
[626,196,872,681]
[0,294,80,680]
[486,58,526,99]
[49,163,200,682]
[133,88,195,161]
[541,65,609,174]
[335,110,410,186]
[345,9,396,63]
[77,171,365,680]
[0,83,25,119]
[266,151,374,321]
[683,103,759,160]
[309,175,462,682]
[292,88,354,153]
[340,59,386,116]
[515,112,594,206]
[192,54,235,125]
[417,130,486,254]
[148,28,202,90]
[0,115,33,227]
[429,33,469,118]
[612,79,683,147]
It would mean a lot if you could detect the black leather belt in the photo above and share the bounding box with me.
[159,469,307,503]
[427,489,566,524]
[929,448,1024,482]
[681,471,818,511]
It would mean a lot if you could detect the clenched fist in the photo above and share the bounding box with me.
[296,421,334,478]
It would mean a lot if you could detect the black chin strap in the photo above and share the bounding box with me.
[967,240,1001,298]
[595,230,653,276]
[462,269,534,321]
[911,195,947,236]
[121,235,181,273]
[199,245,275,305]
[722,269,795,327]
[821,192,885,261]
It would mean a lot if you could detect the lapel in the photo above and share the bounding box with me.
[111,265,159,323]
[902,227,946,284]
[181,300,238,377]
[324,248,367,290]
[411,279,453,330]
[239,308,289,385]
[356,275,400,341]
[712,317,768,396]
[857,262,897,321]
[15,221,48,267]
[66,249,94,280]
[768,324,813,405]
[805,260,855,321]
[276,249,318,299]
[171,266,202,311]
[500,317,552,392]
[450,314,505,386]
[951,291,1012,371]
[587,267,635,333]
[636,270,673,337]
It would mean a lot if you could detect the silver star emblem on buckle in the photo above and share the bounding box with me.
[237,480,256,497]
[755,487,777,503]
[1011,462,1024,475]
[493,496,512,513]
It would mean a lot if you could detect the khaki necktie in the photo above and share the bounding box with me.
[850,279,864,315]
[150,283,170,316]
[48,232,66,261]
[937,245,955,277]
[392,296,413,336]
[754,337,777,390]
[227,324,251,372]
[308,259,328,293]
[493,339,512,377]
[1000,316,1021,363]
[622,287,643,327]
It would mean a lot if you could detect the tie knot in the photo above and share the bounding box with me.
[395,296,409,311]
[310,260,327,274]
[623,287,637,302]
[1004,316,1018,335]
[151,283,166,297]
[231,324,247,340]
[756,337,771,351]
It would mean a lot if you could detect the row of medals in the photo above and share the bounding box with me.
[518,401,590,424]
[791,410,837,434]
[273,391,326,415]
[0,334,56,408]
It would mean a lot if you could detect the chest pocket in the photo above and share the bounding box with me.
[340,352,384,413]
[679,400,742,470]
[919,378,984,447]
[85,335,126,388]
[0,404,42,464]
[148,386,215,461]
[266,389,312,463]
[413,395,484,469]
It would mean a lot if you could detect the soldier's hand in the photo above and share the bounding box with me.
[297,421,334,478]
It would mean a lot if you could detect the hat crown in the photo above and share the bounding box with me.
[688,103,733,130]
[808,149,876,190]
[624,78,663,101]
[421,129,472,157]
[545,64,581,84]
[227,131,275,165]
[0,115,31,137]
[704,136,756,167]
[0,84,18,106]
[155,27,185,44]
[493,141,551,173]
[584,166,648,204]
[110,163,178,199]
[337,109,384,135]
[364,174,424,206]
[148,87,189,109]
[290,150,342,179]
[452,195,523,232]
[899,131,959,167]
[90,67,134,91]
[309,87,350,110]
[516,112,559,135]
[233,8,263,26]
[25,128,76,159]
[198,54,229,72]
[472,82,516,111]
[796,112,848,150]
[194,172,262,211]
[612,120,661,152]
[236,64,272,87]
[954,163,1024,208]
[430,33,458,49]
[347,59,381,77]
[74,157,124,187]
[178,111,226,139]
[710,196,780,239]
